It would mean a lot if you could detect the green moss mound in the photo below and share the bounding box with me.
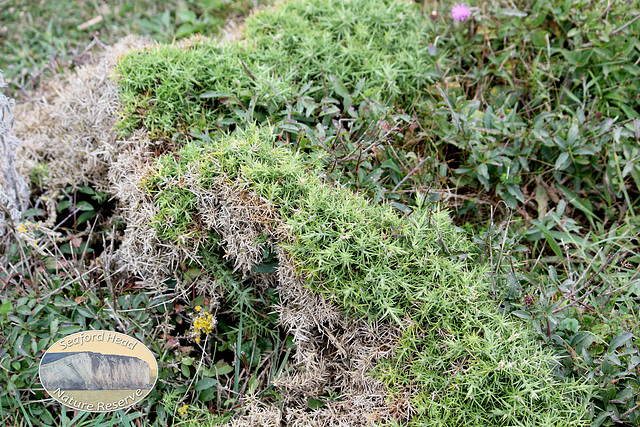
[116,0,436,137]
[145,127,590,426]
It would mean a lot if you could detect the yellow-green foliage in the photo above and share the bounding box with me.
[146,128,590,425]
[115,0,436,137]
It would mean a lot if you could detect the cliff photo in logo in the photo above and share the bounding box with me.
[39,331,158,412]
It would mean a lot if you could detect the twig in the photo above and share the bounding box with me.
[77,15,103,31]
[611,14,640,36]
[392,157,430,192]
[103,298,128,332]
[240,60,256,81]
[586,118,635,142]
[37,265,100,301]
[620,403,640,419]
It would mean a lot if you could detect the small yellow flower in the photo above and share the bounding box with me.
[190,307,217,343]
[177,404,189,417]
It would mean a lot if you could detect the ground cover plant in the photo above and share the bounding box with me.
[115,0,640,423]
[1,0,640,425]
[138,126,591,425]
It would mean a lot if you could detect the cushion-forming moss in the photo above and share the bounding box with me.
[115,0,437,137]
[146,127,590,426]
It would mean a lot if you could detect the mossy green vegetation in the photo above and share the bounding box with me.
[3,0,637,423]
[116,0,436,137]
[148,128,479,323]
[145,127,590,425]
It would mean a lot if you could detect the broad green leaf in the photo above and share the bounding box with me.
[609,332,633,353]
[566,122,579,146]
[1,301,14,317]
[511,310,531,320]
[571,332,595,352]
[198,387,216,402]
[381,159,402,174]
[214,361,233,376]
[561,318,580,333]
[556,184,596,220]
[194,377,218,391]
[199,91,230,99]
[555,152,571,170]
[308,397,326,409]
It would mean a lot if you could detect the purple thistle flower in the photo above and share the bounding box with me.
[451,3,471,22]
